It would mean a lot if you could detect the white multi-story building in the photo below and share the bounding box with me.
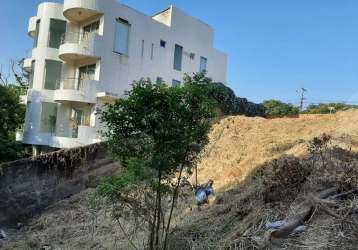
[18,0,227,153]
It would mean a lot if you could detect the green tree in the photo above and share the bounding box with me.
[0,84,30,163]
[97,77,214,250]
[303,103,358,114]
[186,72,265,117]
[263,99,299,117]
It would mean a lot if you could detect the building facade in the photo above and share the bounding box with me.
[18,0,227,152]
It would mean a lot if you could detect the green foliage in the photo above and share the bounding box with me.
[263,99,299,117]
[0,84,30,163]
[98,77,214,249]
[302,103,358,114]
[185,72,266,117]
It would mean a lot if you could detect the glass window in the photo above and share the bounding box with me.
[172,79,181,87]
[40,102,57,134]
[29,60,35,89]
[114,18,130,55]
[33,20,41,48]
[173,44,183,71]
[156,77,163,83]
[200,56,207,72]
[83,20,99,33]
[71,107,91,137]
[82,20,99,41]
[151,43,154,60]
[78,64,96,89]
[44,60,62,90]
[160,40,166,48]
[48,19,66,49]
[141,40,144,57]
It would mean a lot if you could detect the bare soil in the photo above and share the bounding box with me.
[3,110,358,249]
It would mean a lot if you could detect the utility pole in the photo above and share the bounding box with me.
[297,88,307,111]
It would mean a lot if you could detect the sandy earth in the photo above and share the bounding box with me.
[3,110,358,249]
[196,110,358,190]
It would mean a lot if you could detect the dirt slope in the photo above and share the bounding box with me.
[3,110,358,249]
[196,110,358,190]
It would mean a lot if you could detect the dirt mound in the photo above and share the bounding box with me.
[174,140,358,249]
[4,111,358,249]
[196,110,358,190]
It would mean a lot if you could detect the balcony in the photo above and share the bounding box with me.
[28,16,37,37]
[51,126,98,148]
[59,32,101,63]
[23,58,32,72]
[54,77,98,104]
[63,0,103,23]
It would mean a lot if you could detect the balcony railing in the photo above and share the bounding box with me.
[60,31,97,45]
[56,77,90,91]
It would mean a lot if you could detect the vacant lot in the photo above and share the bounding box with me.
[196,109,358,190]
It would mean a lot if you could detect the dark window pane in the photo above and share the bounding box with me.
[114,18,130,55]
[40,102,57,134]
[200,56,207,72]
[172,79,181,87]
[48,19,66,48]
[160,40,166,48]
[44,60,62,90]
[173,44,183,71]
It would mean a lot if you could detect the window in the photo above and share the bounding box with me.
[33,19,41,48]
[40,102,57,134]
[156,77,163,83]
[71,107,91,137]
[200,56,207,72]
[48,19,66,48]
[173,44,183,71]
[44,60,62,90]
[29,60,35,88]
[83,20,99,34]
[141,40,144,57]
[190,53,195,60]
[151,43,154,60]
[82,20,99,41]
[172,79,181,87]
[114,18,130,55]
[160,40,166,48]
[78,64,96,89]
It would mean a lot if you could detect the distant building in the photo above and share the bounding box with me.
[18,0,227,153]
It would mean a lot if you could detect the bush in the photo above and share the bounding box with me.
[302,103,358,114]
[0,84,31,163]
[185,72,266,117]
[262,99,299,117]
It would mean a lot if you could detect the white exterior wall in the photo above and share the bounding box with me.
[19,0,227,149]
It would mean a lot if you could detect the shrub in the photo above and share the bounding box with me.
[263,99,299,117]
[185,72,266,117]
[302,103,358,114]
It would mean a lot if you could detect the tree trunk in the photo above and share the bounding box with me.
[163,164,185,250]
[155,169,162,249]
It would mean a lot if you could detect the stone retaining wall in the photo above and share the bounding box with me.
[0,143,119,226]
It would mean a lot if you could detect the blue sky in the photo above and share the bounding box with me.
[1,0,357,104]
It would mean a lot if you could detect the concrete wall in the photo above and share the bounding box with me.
[0,143,119,227]
[21,0,228,149]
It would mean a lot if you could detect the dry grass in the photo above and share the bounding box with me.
[4,110,358,249]
[195,109,358,190]
[174,145,358,250]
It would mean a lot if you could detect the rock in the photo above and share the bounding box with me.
[0,229,7,239]
[17,222,24,230]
